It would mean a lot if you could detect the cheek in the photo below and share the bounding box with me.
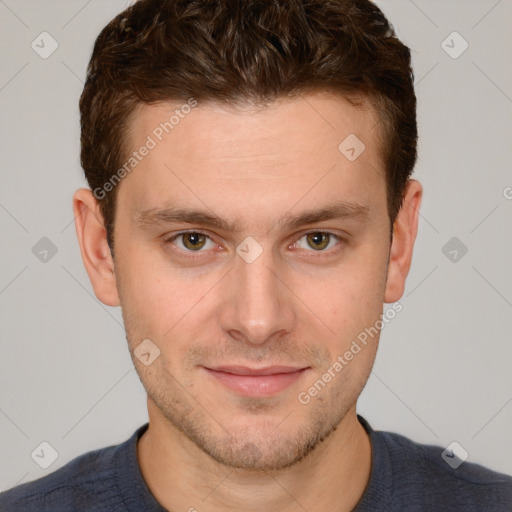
[297,245,388,338]
[116,247,177,336]
[117,246,220,345]
[304,250,386,368]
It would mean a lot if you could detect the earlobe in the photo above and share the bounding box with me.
[384,179,423,303]
[72,188,120,307]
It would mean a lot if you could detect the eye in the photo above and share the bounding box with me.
[293,232,341,252]
[165,231,216,252]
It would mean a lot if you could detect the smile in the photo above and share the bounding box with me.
[203,366,310,397]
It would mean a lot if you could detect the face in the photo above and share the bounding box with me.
[97,93,397,470]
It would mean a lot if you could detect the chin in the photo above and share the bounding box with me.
[182,412,340,472]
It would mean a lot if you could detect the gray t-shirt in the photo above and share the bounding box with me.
[1,415,511,511]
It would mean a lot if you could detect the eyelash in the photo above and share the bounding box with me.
[163,230,345,258]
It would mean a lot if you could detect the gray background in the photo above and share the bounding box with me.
[1,0,511,491]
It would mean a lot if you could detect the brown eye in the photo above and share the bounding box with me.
[306,232,331,250]
[182,232,208,250]
[164,231,218,256]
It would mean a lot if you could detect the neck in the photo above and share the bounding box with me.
[137,401,372,512]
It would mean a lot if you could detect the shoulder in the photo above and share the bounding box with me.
[378,428,512,510]
[0,431,137,512]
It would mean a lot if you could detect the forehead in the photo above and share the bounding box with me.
[118,92,387,226]
[128,92,380,158]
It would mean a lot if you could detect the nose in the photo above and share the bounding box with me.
[218,243,296,346]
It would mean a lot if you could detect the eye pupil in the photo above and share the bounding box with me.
[307,232,329,250]
[183,233,206,250]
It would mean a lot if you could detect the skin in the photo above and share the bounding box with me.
[73,91,422,511]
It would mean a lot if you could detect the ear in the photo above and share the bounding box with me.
[72,188,120,307]
[384,179,423,303]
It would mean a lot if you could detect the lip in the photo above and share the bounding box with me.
[203,365,309,397]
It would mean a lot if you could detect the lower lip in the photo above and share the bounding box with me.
[204,368,308,397]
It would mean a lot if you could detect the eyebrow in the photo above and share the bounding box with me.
[135,200,370,233]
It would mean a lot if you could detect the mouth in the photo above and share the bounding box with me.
[202,365,310,397]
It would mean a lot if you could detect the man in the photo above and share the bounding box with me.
[1,0,511,510]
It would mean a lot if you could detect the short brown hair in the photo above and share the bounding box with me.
[80,0,417,253]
